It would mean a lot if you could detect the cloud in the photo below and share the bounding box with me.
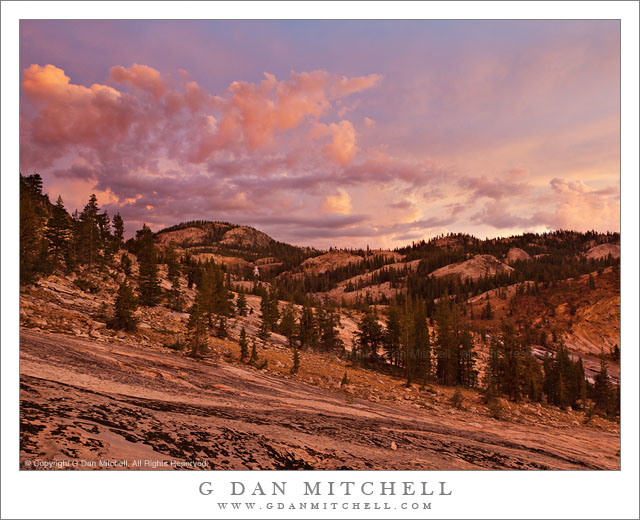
[110,63,165,100]
[21,64,135,167]
[471,177,619,233]
[325,121,357,165]
[342,151,449,187]
[537,178,619,231]
[364,117,376,128]
[387,199,412,209]
[321,188,352,214]
[21,64,382,173]
[458,174,531,201]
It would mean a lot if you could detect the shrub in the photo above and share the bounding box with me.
[487,399,504,420]
[74,277,100,294]
[450,388,464,409]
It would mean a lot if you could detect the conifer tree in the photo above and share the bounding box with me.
[217,316,227,338]
[165,243,183,311]
[434,294,458,386]
[183,253,196,289]
[278,302,297,347]
[187,299,208,357]
[298,302,318,349]
[77,194,103,270]
[318,305,343,352]
[458,324,477,388]
[238,327,249,361]
[168,276,183,311]
[165,242,181,281]
[45,196,72,268]
[383,300,403,366]
[249,339,259,365]
[97,210,113,261]
[20,179,44,285]
[291,346,300,374]
[411,298,433,386]
[236,290,248,316]
[499,321,523,401]
[260,290,280,331]
[137,224,161,306]
[108,280,139,331]
[354,308,384,362]
[592,351,611,414]
[112,212,125,250]
[120,253,132,276]
[258,318,270,342]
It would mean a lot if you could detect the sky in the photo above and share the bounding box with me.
[19,20,620,249]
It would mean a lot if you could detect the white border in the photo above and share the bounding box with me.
[2,2,638,519]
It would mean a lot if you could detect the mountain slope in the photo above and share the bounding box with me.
[20,330,619,470]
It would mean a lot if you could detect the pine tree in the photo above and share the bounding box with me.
[278,302,297,347]
[236,290,248,316]
[238,327,249,361]
[136,224,161,306]
[217,316,227,338]
[165,243,181,280]
[20,180,44,285]
[354,308,384,362]
[23,172,43,197]
[77,194,103,270]
[298,302,318,349]
[97,210,113,261]
[258,318,270,342]
[45,196,72,268]
[107,280,139,331]
[318,305,343,352]
[183,253,196,289]
[434,294,458,386]
[198,261,234,326]
[187,299,208,357]
[411,299,433,386]
[249,339,259,365]
[484,300,493,320]
[500,321,523,401]
[112,213,125,249]
[120,253,132,276]
[260,290,280,331]
[383,300,403,366]
[165,243,183,311]
[592,351,611,414]
[291,347,300,374]
[168,276,183,311]
[458,325,477,388]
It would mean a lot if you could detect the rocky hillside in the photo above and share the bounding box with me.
[505,247,532,264]
[19,210,621,471]
[585,243,620,260]
[430,254,514,280]
[295,251,363,276]
[21,328,619,470]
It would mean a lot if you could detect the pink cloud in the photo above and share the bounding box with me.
[21,64,136,167]
[325,120,357,165]
[110,63,165,100]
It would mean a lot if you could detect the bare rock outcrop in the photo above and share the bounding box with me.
[156,227,207,246]
[220,226,273,250]
[430,254,514,281]
[505,247,532,264]
[297,251,363,276]
[585,243,620,260]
